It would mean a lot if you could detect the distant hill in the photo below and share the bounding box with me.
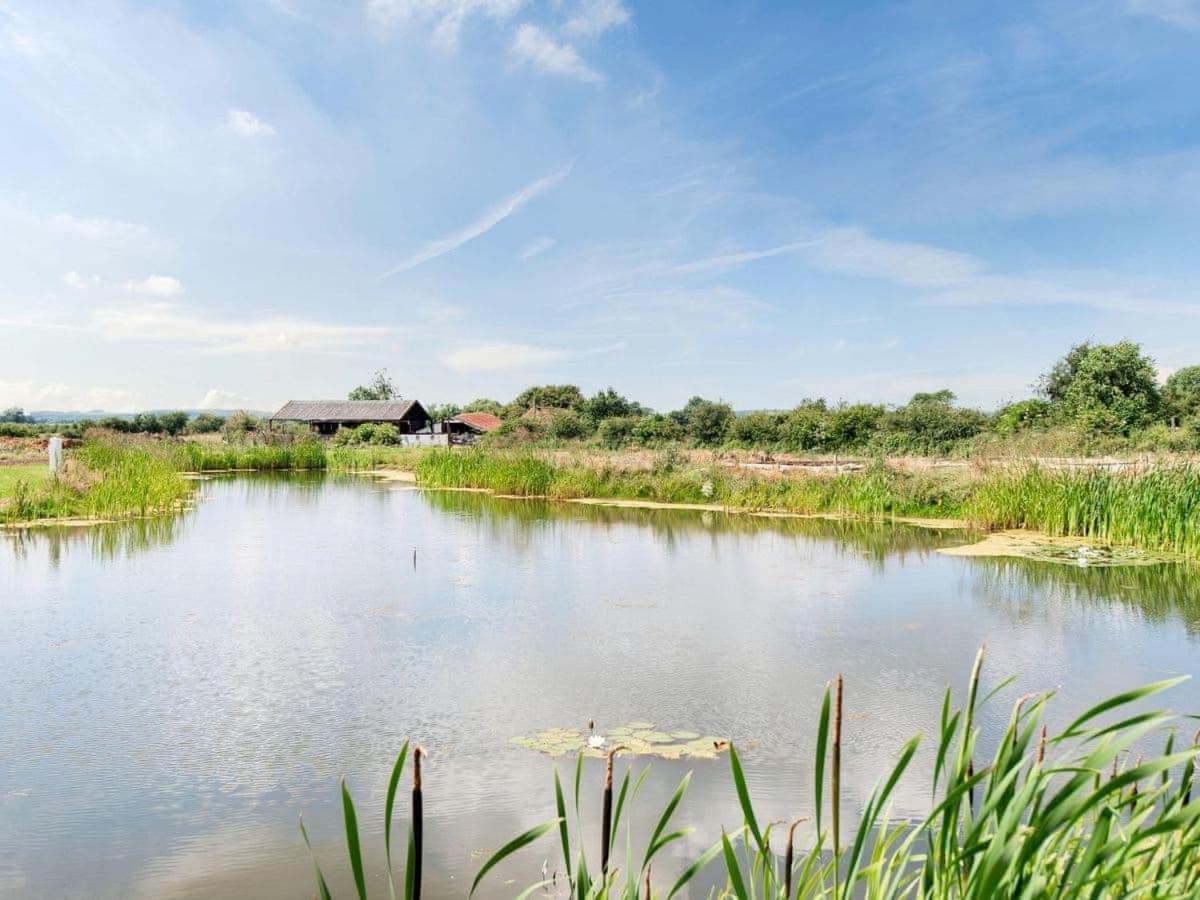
[27,409,270,423]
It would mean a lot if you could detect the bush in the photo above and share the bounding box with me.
[728,411,783,447]
[548,410,589,440]
[223,410,261,442]
[632,414,685,446]
[186,413,226,434]
[779,401,828,452]
[595,416,638,449]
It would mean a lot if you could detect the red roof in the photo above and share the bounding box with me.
[452,412,503,432]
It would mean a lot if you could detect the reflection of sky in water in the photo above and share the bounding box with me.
[2,475,1199,898]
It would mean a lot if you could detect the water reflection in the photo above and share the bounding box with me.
[2,474,1199,899]
[420,487,960,569]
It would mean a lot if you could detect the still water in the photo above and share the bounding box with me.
[2,474,1199,898]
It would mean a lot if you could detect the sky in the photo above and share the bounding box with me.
[2,0,1199,414]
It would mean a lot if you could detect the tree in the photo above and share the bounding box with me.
[780,401,829,452]
[1058,341,1160,433]
[158,411,189,436]
[596,416,638,449]
[511,384,585,411]
[0,407,32,424]
[348,370,398,401]
[1163,366,1200,423]
[187,413,226,434]
[462,398,504,415]
[675,397,735,445]
[825,403,885,449]
[580,387,641,426]
[632,414,685,445]
[1039,342,1095,403]
[908,389,956,406]
[728,411,783,446]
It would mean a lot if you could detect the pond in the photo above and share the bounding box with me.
[2,474,1199,898]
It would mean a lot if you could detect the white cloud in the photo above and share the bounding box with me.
[127,275,185,297]
[442,341,568,372]
[227,108,276,138]
[0,380,141,412]
[518,236,556,259]
[1127,0,1200,28]
[49,212,146,241]
[510,24,602,83]
[920,273,1200,314]
[61,271,100,289]
[563,0,631,37]
[671,240,814,276]
[367,0,526,49]
[90,303,395,353]
[199,389,251,409]
[805,227,984,288]
[670,227,981,287]
[380,161,573,277]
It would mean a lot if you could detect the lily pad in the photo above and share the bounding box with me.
[511,722,730,761]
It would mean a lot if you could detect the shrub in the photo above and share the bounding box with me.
[595,416,638,449]
[632,414,685,446]
[548,410,589,440]
[728,411,783,447]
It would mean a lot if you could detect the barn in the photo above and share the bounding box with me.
[269,400,433,436]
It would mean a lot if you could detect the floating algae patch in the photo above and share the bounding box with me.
[510,723,728,760]
[939,530,1180,567]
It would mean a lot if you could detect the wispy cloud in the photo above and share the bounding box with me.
[806,227,983,288]
[368,0,527,49]
[669,227,981,287]
[49,212,146,241]
[61,271,100,289]
[510,24,602,82]
[670,240,814,275]
[564,0,631,38]
[442,341,568,372]
[227,108,276,138]
[380,161,573,278]
[89,303,395,353]
[920,273,1200,314]
[1126,0,1200,28]
[518,236,556,259]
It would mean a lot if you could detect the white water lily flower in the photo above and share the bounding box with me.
[587,734,606,749]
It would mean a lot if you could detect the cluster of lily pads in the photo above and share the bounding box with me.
[510,721,728,760]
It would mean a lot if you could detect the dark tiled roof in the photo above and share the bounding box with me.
[271,400,420,422]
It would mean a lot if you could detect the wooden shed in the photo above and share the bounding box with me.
[269,400,433,436]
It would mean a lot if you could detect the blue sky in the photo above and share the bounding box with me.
[2,0,1199,413]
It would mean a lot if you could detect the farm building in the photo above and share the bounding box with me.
[270,400,434,437]
[447,412,503,436]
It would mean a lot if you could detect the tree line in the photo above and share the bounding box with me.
[351,341,1200,455]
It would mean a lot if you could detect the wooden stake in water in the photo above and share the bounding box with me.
[601,746,623,877]
[833,674,843,896]
[413,747,424,900]
[784,817,806,900]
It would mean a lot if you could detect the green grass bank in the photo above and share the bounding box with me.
[414,448,1200,559]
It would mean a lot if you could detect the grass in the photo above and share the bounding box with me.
[0,440,193,524]
[0,463,49,499]
[306,647,1200,898]
[413,448,1200,559]
[964,464,1200,558]
[414,449,967,518]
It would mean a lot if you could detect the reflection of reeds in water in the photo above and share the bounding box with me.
[307,647,1200,898]
[970,556,1200,635]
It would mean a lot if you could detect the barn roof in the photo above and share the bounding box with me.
[271,399,423,423]
[451,412,503,432]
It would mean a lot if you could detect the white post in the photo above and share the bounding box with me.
[48,435,63,474]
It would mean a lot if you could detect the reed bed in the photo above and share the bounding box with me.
[0,439,193,523]
[307,648,1200,898]
[414,449,965,518]
[171,439,328,472]
[964,464,1200,558]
